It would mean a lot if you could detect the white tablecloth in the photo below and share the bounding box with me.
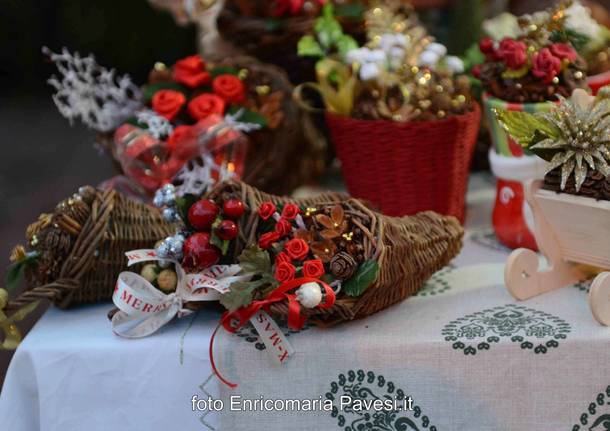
[3,174,610,431]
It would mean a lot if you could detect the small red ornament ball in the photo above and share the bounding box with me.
[216,220,238,240]
[188,199,219,231]
[182,232,221,270]
[223,199,245,219]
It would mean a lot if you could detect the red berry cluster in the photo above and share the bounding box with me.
[182,198,245,271]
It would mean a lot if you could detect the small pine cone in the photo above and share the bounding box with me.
[330,251,357,281]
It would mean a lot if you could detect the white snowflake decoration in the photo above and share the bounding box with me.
[135,109,174,139]
[172,154,235,197]
[44,46,142,132]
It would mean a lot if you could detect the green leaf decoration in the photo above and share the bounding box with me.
[501,65,529,79]
[5,251,39,293]
[494,108,559,149]
[298,35,324,58]
[210,66,239,78]
[227,105,268,128]
[237,245,271,275]
[175,194,198,227]
[142,82,189,104]
[314,4,344,49]
[335,2,365,19]
[336,35,359,56]
[462,43,485,72]
[343,260,379,297]
[264,18,283,32]
[220,280,256,312]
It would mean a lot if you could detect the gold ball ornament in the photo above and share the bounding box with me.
[157,269,178,293]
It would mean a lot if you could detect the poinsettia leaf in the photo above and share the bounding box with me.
[237,245,271,275]
[343,260,378,297]
[298,35,324,58]
[142,82,189,104]
[227,105,268,128]
[494,109,558,149]
[210,66,239,78]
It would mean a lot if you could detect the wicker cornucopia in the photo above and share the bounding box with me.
[206,180,464,323]
[4,186,175,314]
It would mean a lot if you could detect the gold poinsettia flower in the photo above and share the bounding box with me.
[311,239,338,263]
[295,228,315,243]
[532,89,610,192]
[315,205,348,239]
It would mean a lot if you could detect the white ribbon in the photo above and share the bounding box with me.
[112,249,250,338]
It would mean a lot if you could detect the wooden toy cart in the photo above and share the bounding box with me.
[505,179,610,325]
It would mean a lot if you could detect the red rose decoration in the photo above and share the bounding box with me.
[281,203,300,220]
[151,90,186,121]
[274,261,296,283]
[272,0,305,17]
[478,37,495,55]
[212,74,246,104]
[258,231,280,250]
[173,55,211,88]
[303,259,325,278]
[472,64,482,79]
[167,125,192,152]
[285,238,309,261]
[275,251,291,265]
[187,94,226,121]
[497,38,527,70]
[549,43,577,63]
[532,48,562,83]
[275,218,293,237]
[258,202,277,220]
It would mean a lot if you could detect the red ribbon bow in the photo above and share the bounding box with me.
[210,277,336,388]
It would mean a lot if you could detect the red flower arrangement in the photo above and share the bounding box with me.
[474,36,587,103]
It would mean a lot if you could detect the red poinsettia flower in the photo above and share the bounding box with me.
[151,90,186,120]
[173,55,211,88]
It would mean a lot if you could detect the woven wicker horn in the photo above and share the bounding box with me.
[209,180,464,324]
[4,187,176,315]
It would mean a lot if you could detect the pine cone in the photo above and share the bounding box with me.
[330,251,357,281]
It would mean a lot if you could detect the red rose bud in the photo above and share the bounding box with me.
[471,64,482,79]
[188,199,219,231]
[151,90,186,121]
[187,94,226,121]
[281,203,300,220]
[303,259,325,278]
[275,251,291,265]
[274,261,296,283]
[258,231,280,250]
[212,74,246,104]
[182,232,221,270]
[549,43,577,63]
[532,48,562,83]
[223,199,245,219]
[478,37,495,54]
[216,219,238,240]
[173,55,211,88]
[497,38,527,70]
[258,202,276,220]
[285,238,309,261]
[275,218,293,237]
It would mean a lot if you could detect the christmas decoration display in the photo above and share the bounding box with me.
[110,179,463,384]
[473,4,590,250]
[0,186,175,334]
[217,0,368,84]
[500,88,610,327]
[296,2,479,221]
[46,48,324,196]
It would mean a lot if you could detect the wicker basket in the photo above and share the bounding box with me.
[216,3,365,85]
[210,180,464,323]
[325,103,481,223]
[5,187,175,313]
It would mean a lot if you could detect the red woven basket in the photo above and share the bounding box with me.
[325,103,481,223]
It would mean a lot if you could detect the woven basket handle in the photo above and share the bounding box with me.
[293,83,326,114]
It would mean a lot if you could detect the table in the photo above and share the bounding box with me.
[2,174,610,431]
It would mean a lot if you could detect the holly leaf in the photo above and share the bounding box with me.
[494,109,559,149]
[227,105,268,128]
[237,245,271,275]
[298,35,324,58]
[142,82,189,104]
[210,66,239,78]
[336,35,359,56]
[343,260,378,297]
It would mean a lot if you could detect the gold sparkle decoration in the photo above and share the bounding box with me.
[532,89,610,191]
